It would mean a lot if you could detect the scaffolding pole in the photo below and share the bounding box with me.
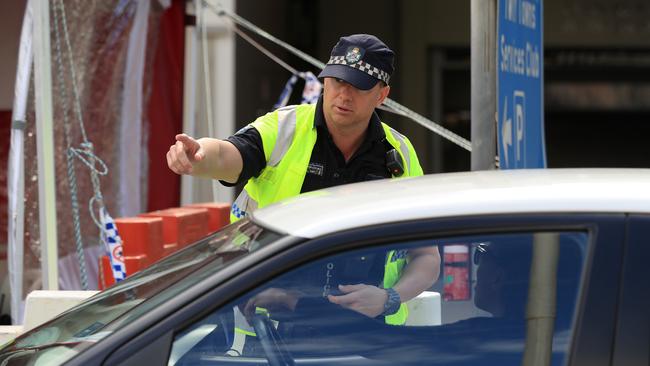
[33,0,59,290]
[470,0,497,170]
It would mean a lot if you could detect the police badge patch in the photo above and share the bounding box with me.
[307,162,325,177]
[345,46,364,64]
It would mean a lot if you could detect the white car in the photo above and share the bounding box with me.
[1,169,648,366]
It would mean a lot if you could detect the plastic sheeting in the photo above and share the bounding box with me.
[9,0,167,323]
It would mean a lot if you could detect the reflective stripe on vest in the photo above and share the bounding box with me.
[269,106,298,166]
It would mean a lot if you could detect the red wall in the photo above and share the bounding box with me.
[146,0,185,212]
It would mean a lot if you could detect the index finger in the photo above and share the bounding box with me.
[175,133,196,146]
[175,134,204,160]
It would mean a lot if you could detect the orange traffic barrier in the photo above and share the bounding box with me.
[98,205,226,289]
[124,254,148,275]
[98,253,149,290]
[140,207,210,251]
[115,217,164,264]
[185,202,231,232]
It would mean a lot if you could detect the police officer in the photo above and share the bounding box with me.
[167,34,440,324]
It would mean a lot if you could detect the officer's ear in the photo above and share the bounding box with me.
[376,84,390,107]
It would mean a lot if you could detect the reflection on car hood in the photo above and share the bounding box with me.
[251,169,650,238]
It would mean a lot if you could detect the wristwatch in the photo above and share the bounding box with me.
[381,287,401,316]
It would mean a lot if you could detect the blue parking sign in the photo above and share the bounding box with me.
[497,0,546,169]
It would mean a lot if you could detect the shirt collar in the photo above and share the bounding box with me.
[313,95,386,142]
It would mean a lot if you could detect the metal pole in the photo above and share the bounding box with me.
[471,0,497,170]
[33,0,59,290]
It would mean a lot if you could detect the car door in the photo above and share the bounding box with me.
[98,214,626,366]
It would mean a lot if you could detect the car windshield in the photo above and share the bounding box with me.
[0,219,282,366]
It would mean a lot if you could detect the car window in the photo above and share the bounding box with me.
[169,231,587,366]
[0,219,282,366]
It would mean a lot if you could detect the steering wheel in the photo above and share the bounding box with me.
[250,314,295,366]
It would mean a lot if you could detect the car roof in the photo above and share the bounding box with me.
[250,168,650,238]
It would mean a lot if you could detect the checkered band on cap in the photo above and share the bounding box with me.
[327,56,391,84]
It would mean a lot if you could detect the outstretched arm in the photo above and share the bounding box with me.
[166,133,243,183]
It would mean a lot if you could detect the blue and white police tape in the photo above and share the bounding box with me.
[274,71,322,109]
[100,208,127,282]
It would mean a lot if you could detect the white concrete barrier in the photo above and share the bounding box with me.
[406,291,442,326]
[0,326,23,345]
[0,291,97,344]
[23,291,99,332]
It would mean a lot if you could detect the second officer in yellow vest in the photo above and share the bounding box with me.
[167,34,440,325]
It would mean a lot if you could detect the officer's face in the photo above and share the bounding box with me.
[322,78,390,131]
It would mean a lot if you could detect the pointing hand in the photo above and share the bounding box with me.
[166,134,206,175]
